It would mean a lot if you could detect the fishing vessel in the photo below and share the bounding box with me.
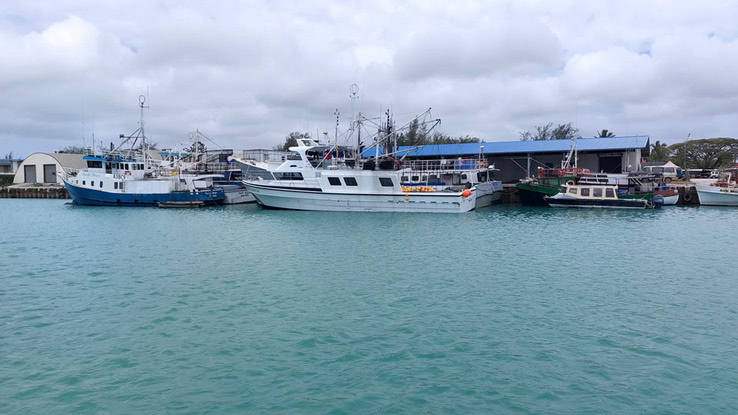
[517,167,589,206]
[399,159,502,208]
[517,136,591,206]
[243,138,477,213]
[696,170,738,206]
[544,182,657,209]
[61,97,225,207]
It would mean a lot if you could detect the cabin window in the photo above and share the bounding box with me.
[401,176,408,181]
[100,181,103,188]
[379,177,394,187]
[569,188,577,194]
[274,172,304,180]
[462,174,468,180]
[86,160,102,168]
[422,176,427,181]
[605,188,615,198]
[411,175,419,181]
[593,188,603,197]
[132,164,137,170]
[125,164,129,170]
[580,188,590,196]
[344,177,358,186]
[82,180,86,185]
[114,182,118,189]
[91,181,95,187]
[328,177,341,186]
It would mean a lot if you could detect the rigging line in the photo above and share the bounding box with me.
[196,131,224,150]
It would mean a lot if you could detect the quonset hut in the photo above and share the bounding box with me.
[367,136,650,183]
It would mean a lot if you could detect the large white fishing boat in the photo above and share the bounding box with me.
[244,138,477,213]
[696,170,738,206]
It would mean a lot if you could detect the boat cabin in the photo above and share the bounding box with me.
[559,183,620,200]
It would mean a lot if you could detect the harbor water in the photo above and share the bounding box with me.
[2,199,737,414]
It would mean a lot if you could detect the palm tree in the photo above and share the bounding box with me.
[595,129,615,138]
[649,140,670,162]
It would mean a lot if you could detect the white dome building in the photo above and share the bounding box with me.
[13,153,86,184]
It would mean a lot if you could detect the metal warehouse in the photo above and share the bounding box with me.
[378,136,650,183]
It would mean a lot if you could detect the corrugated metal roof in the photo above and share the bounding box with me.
[47,153,88,170]
[363,136,650,158]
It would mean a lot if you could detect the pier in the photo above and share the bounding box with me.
[0,184,70,199]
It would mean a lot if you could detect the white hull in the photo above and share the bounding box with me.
[222,186,256,204]
[662,194,679,205]
[696,185,738,206]
[245,183,476,213]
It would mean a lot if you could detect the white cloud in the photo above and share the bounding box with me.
[2,0,738,157]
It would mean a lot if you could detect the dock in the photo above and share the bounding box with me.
[0,184,70,199]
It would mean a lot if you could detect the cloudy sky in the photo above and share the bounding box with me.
[2,0,737,157]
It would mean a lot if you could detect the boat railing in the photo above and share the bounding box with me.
[538,167,589,178]
[403,159,488,172]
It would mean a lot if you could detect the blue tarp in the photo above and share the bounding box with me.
[362,136,650,158]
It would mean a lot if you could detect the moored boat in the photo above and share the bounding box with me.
[517,167,590,206]
[696,170,738,206]
[60,97,225,207]
[399,159,502,208]
[544,182,654,209]
[243,138,477,213]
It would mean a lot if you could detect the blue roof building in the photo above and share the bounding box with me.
[364,136,651,183]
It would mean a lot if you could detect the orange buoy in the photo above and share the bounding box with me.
[462,189,472,198]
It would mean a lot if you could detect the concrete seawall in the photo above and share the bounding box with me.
[0,184,70,199]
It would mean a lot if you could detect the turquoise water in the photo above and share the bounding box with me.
[2,199,738,414]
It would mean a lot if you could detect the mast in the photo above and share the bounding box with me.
[334,109,339,166]
[138,95,149,170]
[350,84,359,166]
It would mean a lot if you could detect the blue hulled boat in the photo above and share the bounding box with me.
[61,96,225,207]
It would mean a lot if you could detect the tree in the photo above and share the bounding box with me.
[649,140,670,162]
[273,132,308,151]
[596,129,615,138]
[58,145,87,154]
[520,122,579,140]
[668,137,738,169]
[3,151,13,159]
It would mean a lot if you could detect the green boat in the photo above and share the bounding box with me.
[517,168,589,206]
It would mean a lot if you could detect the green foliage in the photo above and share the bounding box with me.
[274,132,309,151]
[668,137,738,169]
[0,174,13,187]
[520,122,580,140]
[649,140,670,162]
[3,151,13,159]
[59,145,87,154]
[394,120,482,146]
[596,129,615,138]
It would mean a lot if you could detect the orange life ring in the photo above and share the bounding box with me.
[566,180,575,185]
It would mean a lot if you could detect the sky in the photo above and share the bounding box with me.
[2,0,738,158]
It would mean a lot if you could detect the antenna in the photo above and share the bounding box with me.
[350,84,360,161]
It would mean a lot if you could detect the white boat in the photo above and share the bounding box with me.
[696,170,738,206]
[61,97,225,207]
[399,159,502,208]
[243,138,477,213]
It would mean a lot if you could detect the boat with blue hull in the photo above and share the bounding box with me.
[60,96,226,207]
